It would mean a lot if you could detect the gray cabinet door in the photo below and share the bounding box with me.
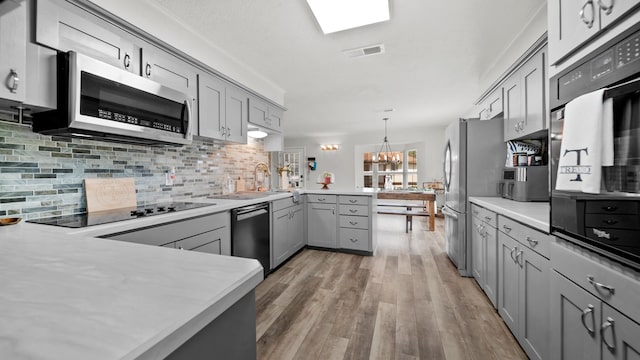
[503,73,521,141]
[600,0,640,28]
[224,85,248,144]
[267,106,283,132]
[289,204,305,252]
[498,232,520,335]
[248,96,268,128]
[521,48,546,136]
[0,1,26,103]
[483,224,498,308]
[36,0,140,74]
[550,271,600,360]
[602,303,640,360]
[518,246,549,360]
[272,207,290,268]
[471,216,484,285]
[307,203,337,248]
[548,0,600,65]
[198,73,226,140]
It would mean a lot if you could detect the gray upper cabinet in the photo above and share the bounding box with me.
[224,85,248,143]
[503,46,547,141]
[198,73,226,141]
[248,96,283,133]
[0,0,26,104]
[548,0,640,65]
[478,87,503,121]
[35,0,140,74]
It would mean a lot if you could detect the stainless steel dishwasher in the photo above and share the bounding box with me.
[231,202,270,277]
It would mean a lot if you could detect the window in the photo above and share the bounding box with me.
[363,148,417,190]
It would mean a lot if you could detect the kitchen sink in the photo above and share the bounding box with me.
[207,191,281,200]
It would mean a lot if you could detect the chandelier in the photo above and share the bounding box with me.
[372,117,400,165]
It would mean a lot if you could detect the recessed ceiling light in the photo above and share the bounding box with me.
[306,0,390,34]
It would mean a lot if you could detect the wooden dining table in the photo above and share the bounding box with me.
[376,190,436,231]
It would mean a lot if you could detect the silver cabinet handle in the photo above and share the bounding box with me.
[221,126,227,136]
[178,246,184,250]
[519,121,525,131]
[145,63,152,77]
[514,123,520,132]
[484,215,492,222]
[587,275,615,295]
[526,236,538,247]
[349,199,357,203]
[510,246,518,262]
[581,304,596,335]
[597,0,614,15]
[502,225,512,233]
[349,221,358,225]
[332,207,335,215]
[516,250,523,267]
[349,209,357,213]
[349,238,358,243]
[601,317,616,352]
[7,69,19,93]
[123,53,131,69]
[580,0,595,28]
[318,198,326,201]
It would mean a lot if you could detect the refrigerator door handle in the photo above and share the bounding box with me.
[442,206,458,219]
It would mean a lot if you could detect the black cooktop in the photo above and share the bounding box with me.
[26,202,215,228]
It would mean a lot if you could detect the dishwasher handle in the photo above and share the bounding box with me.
[235,203,269,220]
[442,206,458,219]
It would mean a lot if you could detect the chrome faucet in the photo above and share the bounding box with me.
[254,162,271,191]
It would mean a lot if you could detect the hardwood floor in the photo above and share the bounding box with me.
[255,214,527,360]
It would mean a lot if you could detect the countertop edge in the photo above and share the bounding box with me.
[468,196,550,233]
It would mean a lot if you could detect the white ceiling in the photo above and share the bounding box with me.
[150,0,546,138]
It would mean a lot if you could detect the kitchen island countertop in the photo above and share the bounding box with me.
[0,222,262,360]
[468,196,550,233]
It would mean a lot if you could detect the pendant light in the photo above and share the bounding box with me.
[371,117,399,165]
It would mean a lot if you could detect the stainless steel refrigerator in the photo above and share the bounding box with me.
[442,117,504,276]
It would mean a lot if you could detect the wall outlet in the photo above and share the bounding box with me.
[165,167,176,186]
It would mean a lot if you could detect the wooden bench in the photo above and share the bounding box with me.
[377,208,430,233]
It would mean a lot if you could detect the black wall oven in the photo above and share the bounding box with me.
[550,22,640,270]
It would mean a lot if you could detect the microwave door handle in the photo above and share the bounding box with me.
[181,99,192,136]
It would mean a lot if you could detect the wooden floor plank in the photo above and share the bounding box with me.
[255,215,527,360]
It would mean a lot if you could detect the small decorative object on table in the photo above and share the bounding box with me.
[317,172,335,190]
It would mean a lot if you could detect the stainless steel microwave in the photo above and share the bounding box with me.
[33,51,192,146]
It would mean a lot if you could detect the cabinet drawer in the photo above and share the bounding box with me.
[272,196,298,212]
[104,212,229,246]
[585,201,639,214]
[340,215,368,230]
[307,194,336,203]
[471,204,497,227]
[584,214,640,230]
[339,228,369,251]
[551,241,640,324]
[498,215,552,258]
[177,227,225,254]
[339,204,369,216]
[339,195,368,206]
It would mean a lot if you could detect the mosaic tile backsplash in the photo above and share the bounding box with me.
[0,120,269,220]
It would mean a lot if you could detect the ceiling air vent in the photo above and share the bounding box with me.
[342,44,385,58]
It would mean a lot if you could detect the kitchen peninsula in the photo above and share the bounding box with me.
[0,220,262,360]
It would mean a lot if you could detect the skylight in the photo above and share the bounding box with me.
[306,0,390,34]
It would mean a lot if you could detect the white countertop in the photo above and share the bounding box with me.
[468,197,550,233]
[0,188,377,359]
[0,220,262,360]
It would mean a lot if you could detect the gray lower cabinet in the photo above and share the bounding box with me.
[198,73,247,143]
[307,201,337,248]
[550,241,640,360]
[498,220,549,360]
[103,212,231,256]
[0,0,26,105]
[471,204,498,308]
[338,195,372,253]
[271,198,304,268]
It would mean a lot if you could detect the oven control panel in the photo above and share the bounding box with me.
[551,24,640,109]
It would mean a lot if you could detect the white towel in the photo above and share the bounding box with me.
[556,89,614,194]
